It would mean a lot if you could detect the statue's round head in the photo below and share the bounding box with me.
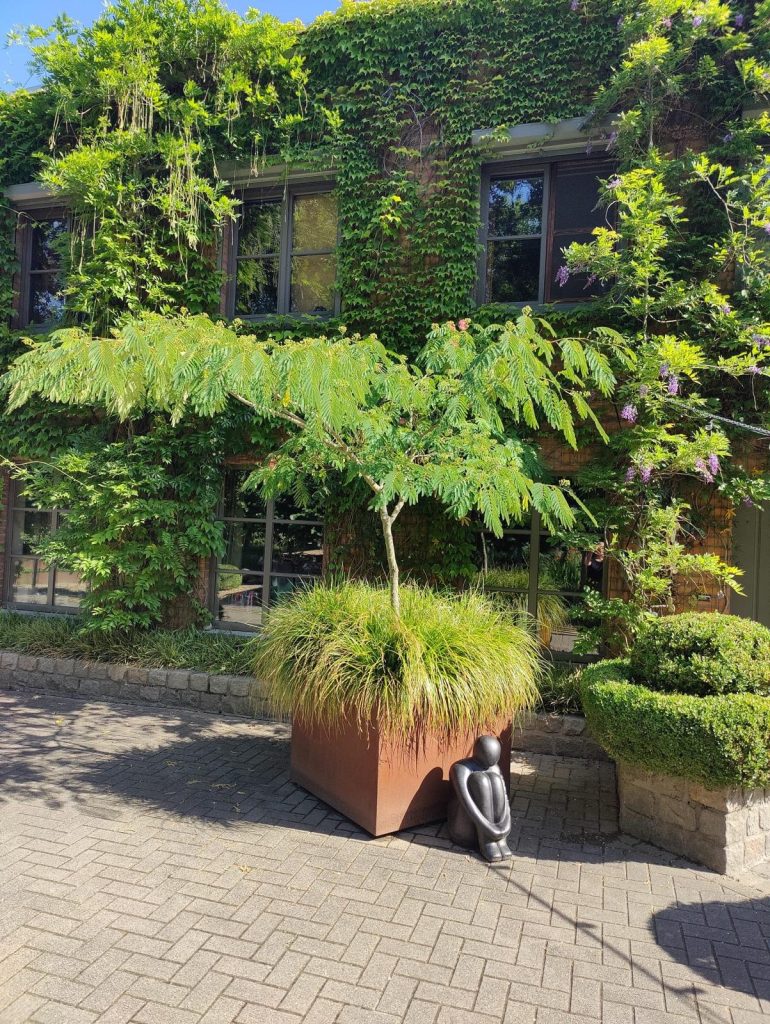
[473,735,501,768]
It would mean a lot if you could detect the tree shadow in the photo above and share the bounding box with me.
[651,898,770,1003]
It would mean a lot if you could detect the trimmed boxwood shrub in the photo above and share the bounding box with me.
[629,612,770,697]
[580,660,770,789]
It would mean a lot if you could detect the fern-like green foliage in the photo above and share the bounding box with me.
[3,309,629,610]
[251,580,541,739]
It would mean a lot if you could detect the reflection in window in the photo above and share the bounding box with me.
[485,175,544,303]
[4,486,83,611]
[27,217,67,327]
[234,191,337,318]
[214,469,324,630]
[477,513,603,655]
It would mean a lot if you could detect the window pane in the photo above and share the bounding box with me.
[235,258,279,316]
[216,573,264,629]
[54,568,86,608]
[221,522,267,573]
[29,274,65,325]
[31,218,66,271]
[292,193,337,252]
[486,238,541,303]
[238,202,281,257]
[538,593,584,653]
[270,523,324,575]
[476,532,530,588]
[290,255,336,314]
[538,537,586,592]
[10,559,50,605]
[488,176,543,237]
[269,576,316,605]
[11,509,50,555]
[273,493,324,522]
[223,470,266,519]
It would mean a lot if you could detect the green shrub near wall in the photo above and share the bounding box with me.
[581,660,770,790]
[629,613,770,697]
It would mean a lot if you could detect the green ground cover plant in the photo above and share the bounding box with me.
[0,612,252,675]
[581,659,770,789]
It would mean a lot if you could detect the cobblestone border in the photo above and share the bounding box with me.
[0,649,282,720]
[513,710,609,760]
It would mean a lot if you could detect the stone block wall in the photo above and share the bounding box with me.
[512,711,609,760]
[617,761,770,875]
[0,649,284,722]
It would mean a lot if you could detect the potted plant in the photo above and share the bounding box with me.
[4,309,628,833]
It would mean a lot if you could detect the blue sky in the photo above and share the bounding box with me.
[1,0,340,90]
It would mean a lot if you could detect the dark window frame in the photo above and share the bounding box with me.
[209,471,325,632]
[11,205,68,331]
[477,156,614,308]
[2,478,82,615]
[478,511,606,662]
[223,181,340,321]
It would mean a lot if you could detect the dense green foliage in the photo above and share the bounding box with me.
[0,0,769,635]
[536,662,584,715]
[4,310,628,613]
[629,612,770,696]
[581,660,770,789]
[252,580,541,737]
[0,612,252,674]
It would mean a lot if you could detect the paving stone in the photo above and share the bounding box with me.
[1,693,770,1024]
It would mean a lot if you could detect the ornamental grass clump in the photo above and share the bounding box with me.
[629,612,770,696]
[252,581,542,739]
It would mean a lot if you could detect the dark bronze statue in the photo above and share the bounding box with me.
[447,735,512,862]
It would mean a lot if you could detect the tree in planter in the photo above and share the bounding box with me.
[4,310,631,616]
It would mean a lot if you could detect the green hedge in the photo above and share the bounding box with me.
[581,660,770,789]
[629,612,770,697]
[0,613,252,677]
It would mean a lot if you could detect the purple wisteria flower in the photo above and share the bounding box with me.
[667,375,680,395]
[695,458,714,483]
[620,404,638,423]
[662,16,672,28]
[692,15,704,26]
[607,176,622,190]
[708,453,720,475]
[764,224,770,235]
[570,0,580,11]
[585,139,594,156]
[616,15,625,28]
[585,273,598,289]
[734,13,745,27]
[606,131,618,150]
[720,304,731,314]
[744,497,754,507]
[753,334,770,348]
[749,364,762,375]
[639,384,649,397]
[640,466,653,484]
[723,132,734,143]
[659,362,670,378]
[625,466,636,482]
[555,265,570,287]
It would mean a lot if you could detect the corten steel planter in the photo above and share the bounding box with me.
[290,715,512,836]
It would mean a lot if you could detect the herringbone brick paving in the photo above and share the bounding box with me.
[1,693,769,1023]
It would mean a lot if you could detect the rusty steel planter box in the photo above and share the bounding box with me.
[290,715,512,837]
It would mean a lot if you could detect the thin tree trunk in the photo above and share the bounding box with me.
[380,506,401,616]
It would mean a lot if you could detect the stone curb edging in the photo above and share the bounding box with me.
[513,710,609,761]
[0,649,283,721]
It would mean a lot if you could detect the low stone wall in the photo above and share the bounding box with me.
[617,761,770,875]
[513,711,609,760]
[0,649,281,721]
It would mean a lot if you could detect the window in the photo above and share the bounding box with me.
[479,159,613,306]
[212,468,324,630]
[3,484,85,612]
[477,512,605,656]
[14,211,67,330]
[232,187,338,318]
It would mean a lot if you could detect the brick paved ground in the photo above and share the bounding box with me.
[1,692,769,1024]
